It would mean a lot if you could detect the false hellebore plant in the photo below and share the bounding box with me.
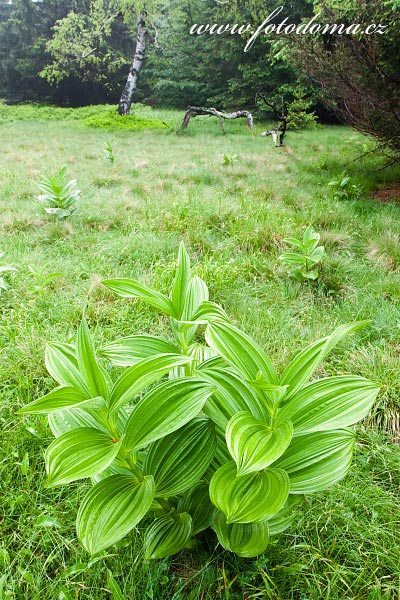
[19,243,380,559]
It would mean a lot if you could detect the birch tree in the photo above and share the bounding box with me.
[41,0,162,114]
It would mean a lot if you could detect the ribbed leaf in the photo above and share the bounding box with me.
[276,376,380,434]
[123,379,214,453]
[188,301,229,324]
[177,483,214,535]
[173,275,210,346]
[48,405,111,437]
[280,322,370,401]
[77,474,154,555]
[45,342,90,395]
[274,429,355,493]
[109,353,193,413]
[144,513,192,559]
[102,278,176,317]
[226,412,293,475]
[76,319,108,400]
[198,365,269,430]
[171,242,191,318]
[267,496,303,535]
[99,335,180,366]
[143,416,216,497]
[206,322,278,385]
[17,385,91,415]
[45,428,121,487]
[181,276,209,321]
[212,511,270,557]
[209,461,290,524]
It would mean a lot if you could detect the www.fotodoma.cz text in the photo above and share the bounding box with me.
[189,6,388,52]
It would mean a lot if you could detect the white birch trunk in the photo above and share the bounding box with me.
[118,9,147,115]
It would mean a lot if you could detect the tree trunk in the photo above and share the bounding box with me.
[118,9,147,116]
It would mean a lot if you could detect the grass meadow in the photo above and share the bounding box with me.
[0,105,400,599]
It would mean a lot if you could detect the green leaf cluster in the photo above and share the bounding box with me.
[279,225,326,281]
[36,166,80,220]
[19,242,379,559]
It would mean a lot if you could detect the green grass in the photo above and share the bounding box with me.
[1,106,400,599]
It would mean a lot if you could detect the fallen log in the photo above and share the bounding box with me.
[180,106,254,134]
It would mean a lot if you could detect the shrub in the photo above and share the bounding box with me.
[37,166,80,220]
[279,226,326,281]
[327,172,363,201]
[18,243,380,559]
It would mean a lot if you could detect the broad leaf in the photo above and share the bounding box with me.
[17,385,91,415]
[226,412,293,475]
[177,483,214,535]
[77,474,154,555]
[45,342,90,395]
[212,511,270,557]
[274,429,355,493]
[45,428,121,487]
[143,416,216,497]
[280,322,370,401]
[267,496,303,535]
[99,335,180,366]
[123,379,214,453]
[76,319,108,400]
[187,301,229,324]
[206,321,278,385]
[102,278,176,317]
[171,242,191,318]
[181,276,209,321]
[144,513,192,559]
[198,365,270,430]
[276,376,380,434]
[48,405,111,437]
[209,461,290,523]
[109,353,193,413]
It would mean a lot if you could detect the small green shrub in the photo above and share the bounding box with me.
[222,153,238,166]
[280,225,326,281]
[37,166,80,220]
[83,110,167,132]
[327,172,363,200]
[27,265,62,296]
[103,140,115,164]
[19,243,379,560]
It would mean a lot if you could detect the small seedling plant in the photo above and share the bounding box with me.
[280,226,326,281]
[37,166,80,220]
[327,172,363,200]
[103,141,115,164]
[27,265,62,296]
[19,243,379,560]
[222,153,238,166]
[0,251,17,294]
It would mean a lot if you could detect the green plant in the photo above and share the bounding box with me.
[37,166,80,219]
[327,172,363,200]
[103,140,115,164]
[27,265,62,296]
[0,252,17,294]
[19,243,380,561]
[222,153,238,166]
[279,226,326,281]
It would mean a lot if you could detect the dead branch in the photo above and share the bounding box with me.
[179,106,253,134]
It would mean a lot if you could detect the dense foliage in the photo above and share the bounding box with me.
[19,244,379,560]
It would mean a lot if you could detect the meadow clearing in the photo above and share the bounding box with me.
[0,105,400,599]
